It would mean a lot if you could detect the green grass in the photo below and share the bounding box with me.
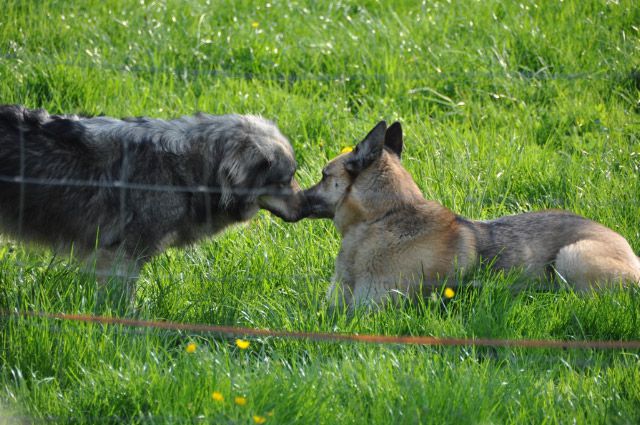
[1,0,640,423]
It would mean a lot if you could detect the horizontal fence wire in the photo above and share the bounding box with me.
[4,310,640,350]
[0,174,637,207]
[0,174,273,196]
[3,262,329,282]
[2,309,638,425]
[7,315,626,370]
[1,54,629,82]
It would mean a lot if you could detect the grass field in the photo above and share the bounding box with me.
[1,0,640,423]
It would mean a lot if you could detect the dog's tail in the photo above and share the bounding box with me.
[1,106,42,174]
[0,104,50,130]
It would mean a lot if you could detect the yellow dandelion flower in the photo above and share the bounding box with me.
[236,339,250,349]
[251,22,259,28]
[211,391,224,402]
[253,415,267,424]
[444,287,455,299]
[185,342,197,353]
[340,146,354,154]
[234,396,247,406]
[267,410,274,416]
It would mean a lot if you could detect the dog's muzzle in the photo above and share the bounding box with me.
[258,180,310,222]
[299,187,334,220]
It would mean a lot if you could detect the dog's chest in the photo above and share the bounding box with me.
[334,242,357,286]
[334,223,379,284]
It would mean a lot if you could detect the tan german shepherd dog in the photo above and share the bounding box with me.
[265,121,640,310]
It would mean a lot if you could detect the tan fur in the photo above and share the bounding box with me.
[554,238,640,290]
[325,151,480,308]
[274,121,640,310]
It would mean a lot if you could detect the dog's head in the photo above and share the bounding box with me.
[278,120,418,230]
[301,120,402,219]
[204,114,302,222]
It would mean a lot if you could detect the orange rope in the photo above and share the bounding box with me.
[5,310,640,350]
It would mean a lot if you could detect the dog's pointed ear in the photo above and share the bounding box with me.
[345,121,387,175]
[384,121,403,158]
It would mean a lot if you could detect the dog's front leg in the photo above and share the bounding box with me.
[351,281,386,311]
[82,248,142,312]
[326,275,355,313]
[351,279,413,311]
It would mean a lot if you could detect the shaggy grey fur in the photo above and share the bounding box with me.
[0,105,297,297]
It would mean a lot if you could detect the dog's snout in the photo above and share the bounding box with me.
[258,179,310,222]
[260,180,335,222]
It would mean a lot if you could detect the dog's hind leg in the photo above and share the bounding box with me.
[554,239,640,291]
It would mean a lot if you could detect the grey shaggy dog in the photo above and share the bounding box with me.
[0,105,299,302]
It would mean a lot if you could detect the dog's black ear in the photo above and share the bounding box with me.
[345,121,387,175]
[384,121,403,158]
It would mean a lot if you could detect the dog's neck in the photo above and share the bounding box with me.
[334,158,426,235]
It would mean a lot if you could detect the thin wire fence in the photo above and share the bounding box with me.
[7,314,631,376]
[2,54,630,82]
[0,174,275,196]
[1,68,639,363]
[1,18,639,423]
[1,312,639,425]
